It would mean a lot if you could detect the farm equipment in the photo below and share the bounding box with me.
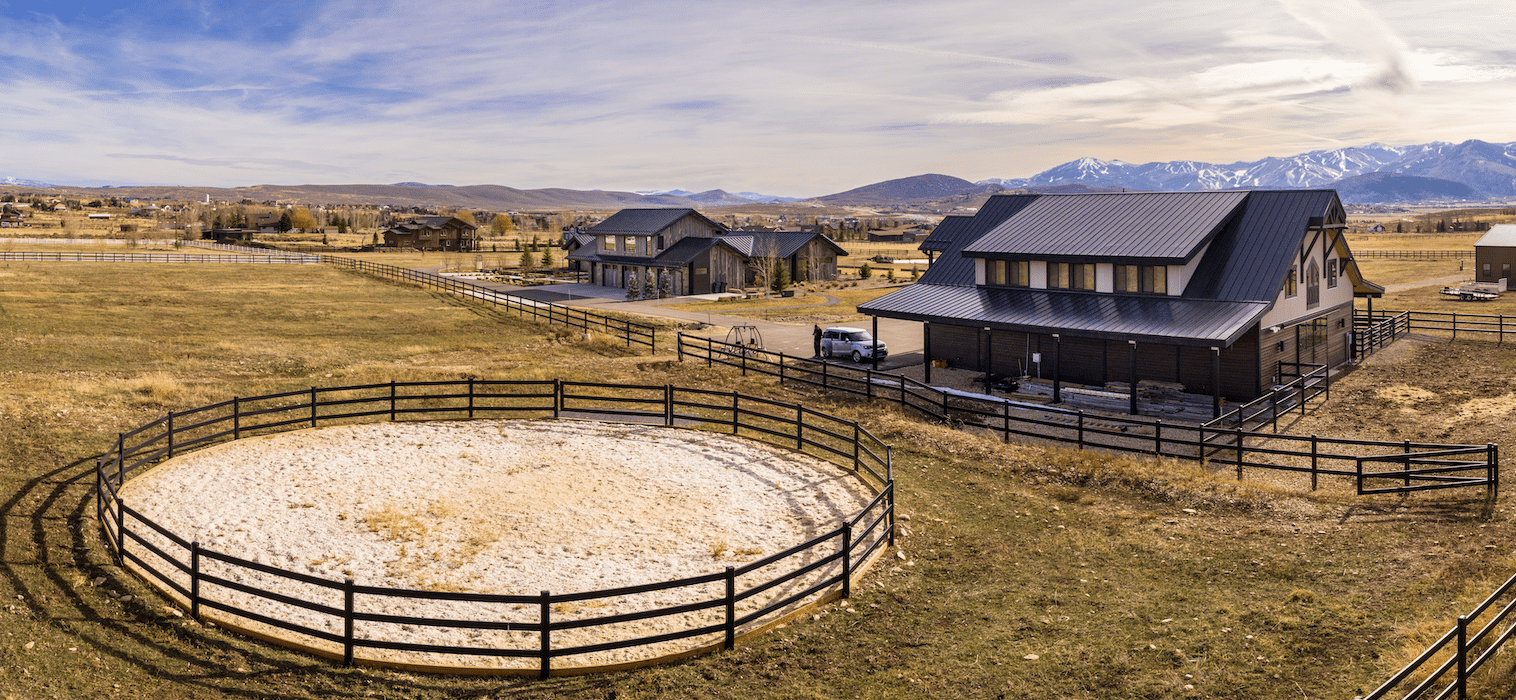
[1440,280,1504,301]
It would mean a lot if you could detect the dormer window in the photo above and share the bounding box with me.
[986,259,1029,287]
[1049,262,1095,291]
[1114,264,1167,294]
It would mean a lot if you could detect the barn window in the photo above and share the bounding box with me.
[1115,264,1167,294]
[1326,259,1338,288]
[985,259,1029,287]
[1305,260,1320,308]
[1050,262,1095,290]
[1284,266,1297,297]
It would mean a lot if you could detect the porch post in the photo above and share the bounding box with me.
[1211,346,1222,419]
[983,327,993,395]
[871,316,880,371]
[1051,334,1062,404]
[1128,340,1138,415]
[923,322,932,384]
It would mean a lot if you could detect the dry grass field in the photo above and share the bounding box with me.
[0,253,1513,698]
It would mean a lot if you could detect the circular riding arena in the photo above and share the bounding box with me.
[112,414,891,673]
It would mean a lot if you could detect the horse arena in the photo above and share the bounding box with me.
[115,416,885,671]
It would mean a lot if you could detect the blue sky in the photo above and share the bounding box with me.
[2,0,1513,196]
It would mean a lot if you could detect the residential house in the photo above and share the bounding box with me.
[382,216,478,252]
[565,208,847,296]
[859,190,1383,409]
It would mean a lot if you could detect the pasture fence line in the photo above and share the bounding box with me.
[1358,565,1516,700]
[1353,250,1470,260]
[96,379,893,676]
[676,333,1497,498]
[1358,308,1516,344]
[0,251,321,264]
[1201,361,1328,434]
[320,255,657,351]
[1354,311,1413,360]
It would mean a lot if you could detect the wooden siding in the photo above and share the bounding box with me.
[1475,247,1516,290]
[1258,300,1353,387]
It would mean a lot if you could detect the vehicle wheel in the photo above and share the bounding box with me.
[852,350,863,363]
[1462,293,1473,301]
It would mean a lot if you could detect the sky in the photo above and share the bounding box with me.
[1,0,1514,197]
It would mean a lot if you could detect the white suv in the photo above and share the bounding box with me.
[821,327,887,363]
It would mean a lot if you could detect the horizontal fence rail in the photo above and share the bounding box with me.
[0,251,322,263]
[677,333,1497,498]
[96,379,893,676]
[1203,361,1328,433]
[321,255,657,351]
[1353,250,1471,260]
[1359,308,1516,344]
[1360,566,1516,700]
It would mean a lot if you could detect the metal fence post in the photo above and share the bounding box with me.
[1457,614,1468,700]
[725,566,736,650]
[190,541,201,620]
[1003,401,1011,443]
[343,578,355,667]
[665,384,674,427]
[233,397,241,440]
[1077,411,1085,449]
[166,412,175,459]
[540,590,552,680]
[842,522,853,599]
[1235,427,1244,480]
[1311,435,1319,491]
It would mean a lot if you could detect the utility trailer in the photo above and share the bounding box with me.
[1441,280,1503,301]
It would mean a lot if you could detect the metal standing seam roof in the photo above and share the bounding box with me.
[586,208,725,236]
[918,215,976,252]
[858,284,1269,346]
[962,191,1249,262]
[863,189,1360,345]
[1474,224,1516,248]
[718,231,847,259]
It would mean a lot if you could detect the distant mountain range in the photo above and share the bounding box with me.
[5,139,1513,208]
[976,139,1516,203]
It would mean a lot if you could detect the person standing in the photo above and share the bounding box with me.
[813,324,823,357]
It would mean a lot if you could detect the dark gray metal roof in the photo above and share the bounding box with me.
[917,195,1041,286]
[719,231,846,259]
[587,208,726,236]
[1182,190,1343,302]
[566,235,736,268]
[860,284,1268,346]
[919,215,975,252]
[961,191,1249,263]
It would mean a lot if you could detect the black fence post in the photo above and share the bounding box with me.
[842,522,853,599]
[1077,411,1085,449]
[343,578,355,667]
[724,566,736,650]
[468,378,475,419]
[540,590,552,680]
[553,379,562,419]
[1235,427,1244,480]
[190,541,201,620]
[866,367,873,400]
[233,397,241,440]
[1457,614,1468,700]
[796,404,805,450]
[1404,439,1412,488]
[310,386,318,427]
[1154,419,1163,456]
[822,360,829,390]
[167,412,175,459]
[1311,435,1319,491]
[732,391,740,435]
[676,333,685,363]
[1490,443,1499,503]
[389,380,396,422]
[665,384,674,427]
[1002,400,1011,444]
[853,422,861,472]
[706,337,712,369]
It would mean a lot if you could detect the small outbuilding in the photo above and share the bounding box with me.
[1473,224,1516,290]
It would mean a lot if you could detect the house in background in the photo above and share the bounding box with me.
[859,190,1383,412]
[382,216,478,252]
[566,208,846,295]
[1473,224,1516,290]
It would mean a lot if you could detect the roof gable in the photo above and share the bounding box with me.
[1181,190,1343,302]
[916,194,1041,287]
[1474,224,1516,248]
[587,208,725,236]
[962,191,1248,263]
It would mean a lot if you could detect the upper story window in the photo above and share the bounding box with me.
[1114,264,1167,294]
[623,236,637,254]
[603,236,617,252]
[1305,260,1320,309]
[1326,258,1338,288]
[1049,262,1095,291]
[985,259,1030,287]
[1284,266,1298,298]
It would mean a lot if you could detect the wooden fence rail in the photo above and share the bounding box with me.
[676,333,1497,498]
[96,379,893,676]
[320,256,658,351]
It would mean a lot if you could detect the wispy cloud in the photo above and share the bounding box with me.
[0,0,1513,193]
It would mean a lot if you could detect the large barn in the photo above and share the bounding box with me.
[1473,224,1516,290]
[859,190,1383,410]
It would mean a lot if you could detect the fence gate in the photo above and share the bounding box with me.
[1356,445,1498,498]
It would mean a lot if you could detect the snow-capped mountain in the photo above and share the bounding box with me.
[977,140,1516,200]
[1,176,56,188]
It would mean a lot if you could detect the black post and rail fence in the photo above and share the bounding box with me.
[95,379,893,676]
[1357,308,1516,347]
[677,333,1497,500]
[320,256,658,351]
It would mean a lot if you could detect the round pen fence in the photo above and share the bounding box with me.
[95,380,894,676]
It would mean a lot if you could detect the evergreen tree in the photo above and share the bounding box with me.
[771,261,790,292]
[278,211,293,232]
[541,246,554,268]
[859,263,872,280]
